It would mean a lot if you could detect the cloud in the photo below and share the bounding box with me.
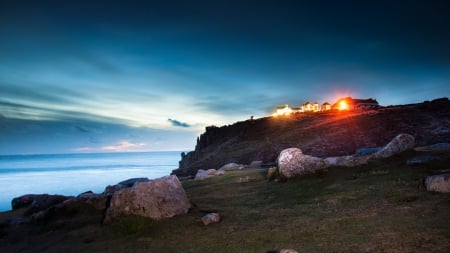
[101,140,146,152]
[73,147,94,152]
[168,118,190,128]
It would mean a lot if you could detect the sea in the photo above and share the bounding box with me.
[0,151,182,212]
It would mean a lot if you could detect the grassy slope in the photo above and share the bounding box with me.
[1,151,450,253]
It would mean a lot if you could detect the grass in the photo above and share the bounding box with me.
[1,150,450,252]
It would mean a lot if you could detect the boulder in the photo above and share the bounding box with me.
[414,142,450,152]
[374,133,415,158]
[201,212,221,225]
[104,177,149,195]
[219,163,245,171]
[104,175,191,223]
[76,191,108,210]
[424,173,450,193]
[11,194,72,213]
[277,148,328,178]
[325,155,372,167]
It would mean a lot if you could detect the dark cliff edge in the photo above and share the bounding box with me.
[172,98,450,176]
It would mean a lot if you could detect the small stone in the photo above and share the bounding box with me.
[279,249,298,253]
[201,212,221,225]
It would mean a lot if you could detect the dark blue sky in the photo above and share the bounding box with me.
[0,0,449,154]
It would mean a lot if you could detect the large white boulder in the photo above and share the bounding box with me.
[104,175,191,223]
[374,133,415,158]
[277,148,328,178]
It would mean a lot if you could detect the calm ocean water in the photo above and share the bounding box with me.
[0,151,181,212]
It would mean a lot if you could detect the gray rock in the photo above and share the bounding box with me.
[249,161,263,168]
[325,155,372,167]
[117,177,149,187]
[195,169,222,180]
[104,175,191,223]
[277,148,328,178]
[104,177,149,195]
[414,142,450,152]
[425,173,450,193]
[201,212,221,225]
[11,194,72,213]
[76,191,108,210]
[374,133,415,158]
[219,163,245,171]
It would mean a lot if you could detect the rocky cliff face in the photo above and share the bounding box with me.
[173,98,450,176]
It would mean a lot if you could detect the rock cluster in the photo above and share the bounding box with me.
[194,162,259,180]
[10,175,191,224]
[276,133,417,179]
[11,194,72,214]
[195,169,224,180]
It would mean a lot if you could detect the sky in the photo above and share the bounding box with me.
[0,0,449,155]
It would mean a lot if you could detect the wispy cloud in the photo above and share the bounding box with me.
[73,147,94,152]
[101,140,146,152]
[168,118,190,128]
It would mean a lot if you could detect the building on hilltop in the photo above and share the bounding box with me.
[274,104,293,116]
[321,102,331,111]
[301,102,320,112]
[332,97,379,110]
[271,97,378,116]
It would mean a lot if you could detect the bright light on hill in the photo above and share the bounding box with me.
[272,105,293,116]
[338,100,349,111]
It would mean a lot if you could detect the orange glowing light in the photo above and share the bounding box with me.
[273,104,293,116]
[338,100,349,111]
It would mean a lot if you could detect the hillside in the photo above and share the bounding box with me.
[173,98,450,176]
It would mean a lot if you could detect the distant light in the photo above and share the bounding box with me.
[273,104,293,116]
[338,100,349,111]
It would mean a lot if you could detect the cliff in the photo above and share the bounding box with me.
[173,98,450,176]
